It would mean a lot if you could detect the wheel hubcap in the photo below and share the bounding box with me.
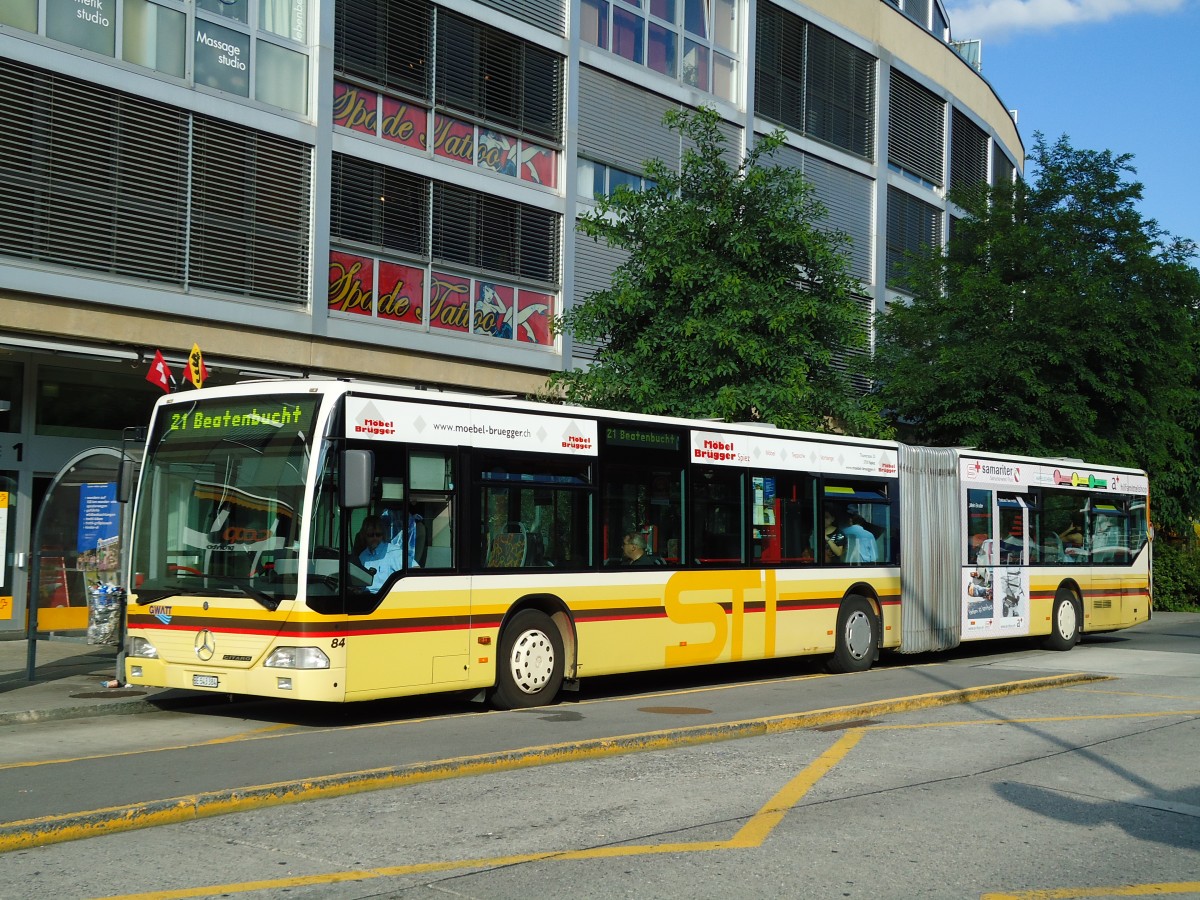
[1057,601,1077,640]
[509,628,555,694]
[845,611,872,660]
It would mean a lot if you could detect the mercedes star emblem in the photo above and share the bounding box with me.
[195,629,216,661]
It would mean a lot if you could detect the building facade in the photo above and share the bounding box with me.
[0,0,1021,631]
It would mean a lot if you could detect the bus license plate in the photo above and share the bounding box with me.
[193,674,219,688]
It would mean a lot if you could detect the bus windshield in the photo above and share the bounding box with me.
[130,394,322,607]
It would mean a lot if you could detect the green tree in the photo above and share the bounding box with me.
[553,107,887,437]
[874,133,1200,532]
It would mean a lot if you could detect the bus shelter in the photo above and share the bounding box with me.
[25,446,138,680]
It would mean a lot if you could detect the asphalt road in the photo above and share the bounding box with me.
[2,613,1198,900]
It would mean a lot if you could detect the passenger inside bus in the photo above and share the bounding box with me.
[622,531,664,566]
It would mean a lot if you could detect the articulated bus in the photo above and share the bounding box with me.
[123,381,1151,707]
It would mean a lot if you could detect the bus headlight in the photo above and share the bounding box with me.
[264,646,330,669]
[126,636,159,659]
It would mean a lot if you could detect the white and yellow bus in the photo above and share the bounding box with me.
[123,381,1151,707]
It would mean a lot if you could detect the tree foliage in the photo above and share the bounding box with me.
[552,107,887,436]
[873,133,1200,532]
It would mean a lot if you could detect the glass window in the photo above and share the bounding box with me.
[1089,500,1130,563]
[132,394,321,608]
[693,467,744,565]
[713,0,736,49]
[478,453,593,570]
[256,39,308,113]
[46,0,116,56]
[576,158,597,199]
[194,20,251,96]
[581,0,609,49]
[683,39,709,90]
[123,0,186,78]
[607,167,641,194]
[410,450,454,570]
[259,0,305,41]
[712,51,735,100]
[612,7,644,63]
[648,22,677,76]
[996,493,1027,565]
[197,0,248,25]
[586,0,735,100]
[0,0,37,32]
[824,481,892,565]
[753,472,816,565]
[683,0,707,37]
[602,457,683,566]
[966,488,992,565]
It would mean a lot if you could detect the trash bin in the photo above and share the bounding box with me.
[87,584,124,645]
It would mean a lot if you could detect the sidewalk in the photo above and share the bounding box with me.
[0,635,187,726]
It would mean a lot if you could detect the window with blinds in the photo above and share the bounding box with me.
[888,70,944,187]
[886,186,942,290]
[992,144,1016,188]
[754,4,876,161]
[805,26,876,160]
[754,3,804,134]
[333,0,431,100]
[189,119,313,304]
[0,61,187,283]
[0,59,311,305]
[331,153,561,285]
[472,0,567,37]
[432,183,560,283]
[330,154,429,255]
[950,108,989,191]
[435,9,564,144]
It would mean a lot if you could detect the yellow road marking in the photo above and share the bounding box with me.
[728,729,863,846]
[982,883,1200,898]
[99,730,867,900]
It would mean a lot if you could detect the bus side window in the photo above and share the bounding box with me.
[477,452,593,570]
[411,450,455,570]
[693,468,745,565]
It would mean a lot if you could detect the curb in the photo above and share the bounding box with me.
[0,690,220,727]
[0,671,1107,854]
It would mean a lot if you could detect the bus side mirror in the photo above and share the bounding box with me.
[340,449,374,509]
[117,459,138,504]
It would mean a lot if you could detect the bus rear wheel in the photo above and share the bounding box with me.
[828,595,877,674]
[492,609,565,709]
[1043,591,1080,651]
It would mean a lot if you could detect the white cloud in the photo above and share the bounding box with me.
[945,0,1187,41]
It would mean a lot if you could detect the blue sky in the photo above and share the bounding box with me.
[943,0,1200,251]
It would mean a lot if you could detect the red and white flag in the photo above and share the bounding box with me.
[146,349,173,394]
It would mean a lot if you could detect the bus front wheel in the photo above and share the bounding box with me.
[828,595,877,674]
[1043,591,1080,651]
[492,609,565,709]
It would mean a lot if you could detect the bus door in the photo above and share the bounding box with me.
[1086,500,1136,629]
[963,489,1030,637]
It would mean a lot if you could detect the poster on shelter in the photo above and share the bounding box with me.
[78,482,120,572]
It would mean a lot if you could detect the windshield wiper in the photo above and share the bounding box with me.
[133,587,208,605]
[215,581,280,612]
[134,577,279,611]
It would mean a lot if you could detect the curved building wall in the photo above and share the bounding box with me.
[569,0,1024,362]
